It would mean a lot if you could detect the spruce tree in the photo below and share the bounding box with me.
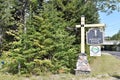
[41,1,77,73]
[3,0,77,74]
[1,0,102,74]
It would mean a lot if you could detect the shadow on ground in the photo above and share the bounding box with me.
[112,75,120,79]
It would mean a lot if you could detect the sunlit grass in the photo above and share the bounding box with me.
[0,73,25,80]
[90,54,120,76]
[0,54,120,80]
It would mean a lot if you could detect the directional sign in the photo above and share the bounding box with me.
[90,46,101,56]
[86,28,104,45]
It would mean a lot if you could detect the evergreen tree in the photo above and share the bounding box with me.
[0,0,15,53]
[1,0,104,74]
[111,30,120,40]
[2,0,77,74]
[41,2,77,73]
[52,0,99,23]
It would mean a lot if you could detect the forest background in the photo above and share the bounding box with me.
[0,0,120,75]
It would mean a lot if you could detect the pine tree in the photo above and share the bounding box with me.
[0,0,16,53]
[111,30,120,40]
[40,1,77,73]
[2,0,77,74]
[1,0,102,74]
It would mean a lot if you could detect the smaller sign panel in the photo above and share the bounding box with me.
[90,46,101,56]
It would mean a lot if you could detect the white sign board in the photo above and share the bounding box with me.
[90,46,101,56]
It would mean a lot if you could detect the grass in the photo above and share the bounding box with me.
[0,73,25,80]
[90,54,120,76]
[0,54,120,80]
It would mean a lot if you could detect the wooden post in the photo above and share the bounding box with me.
[81,16,85,54]
[75,15,105,75]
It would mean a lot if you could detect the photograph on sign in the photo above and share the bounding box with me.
[90,46,101,56]
[86,28,104,45]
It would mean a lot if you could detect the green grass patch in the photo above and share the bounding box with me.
[0,54,120,80]
[0,73,25,80]
[90,54,120,76]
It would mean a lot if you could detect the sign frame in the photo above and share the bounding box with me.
[86,28,104,45]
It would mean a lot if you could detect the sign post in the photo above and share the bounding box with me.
[80,16,85,54]
[75,15,105,75]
